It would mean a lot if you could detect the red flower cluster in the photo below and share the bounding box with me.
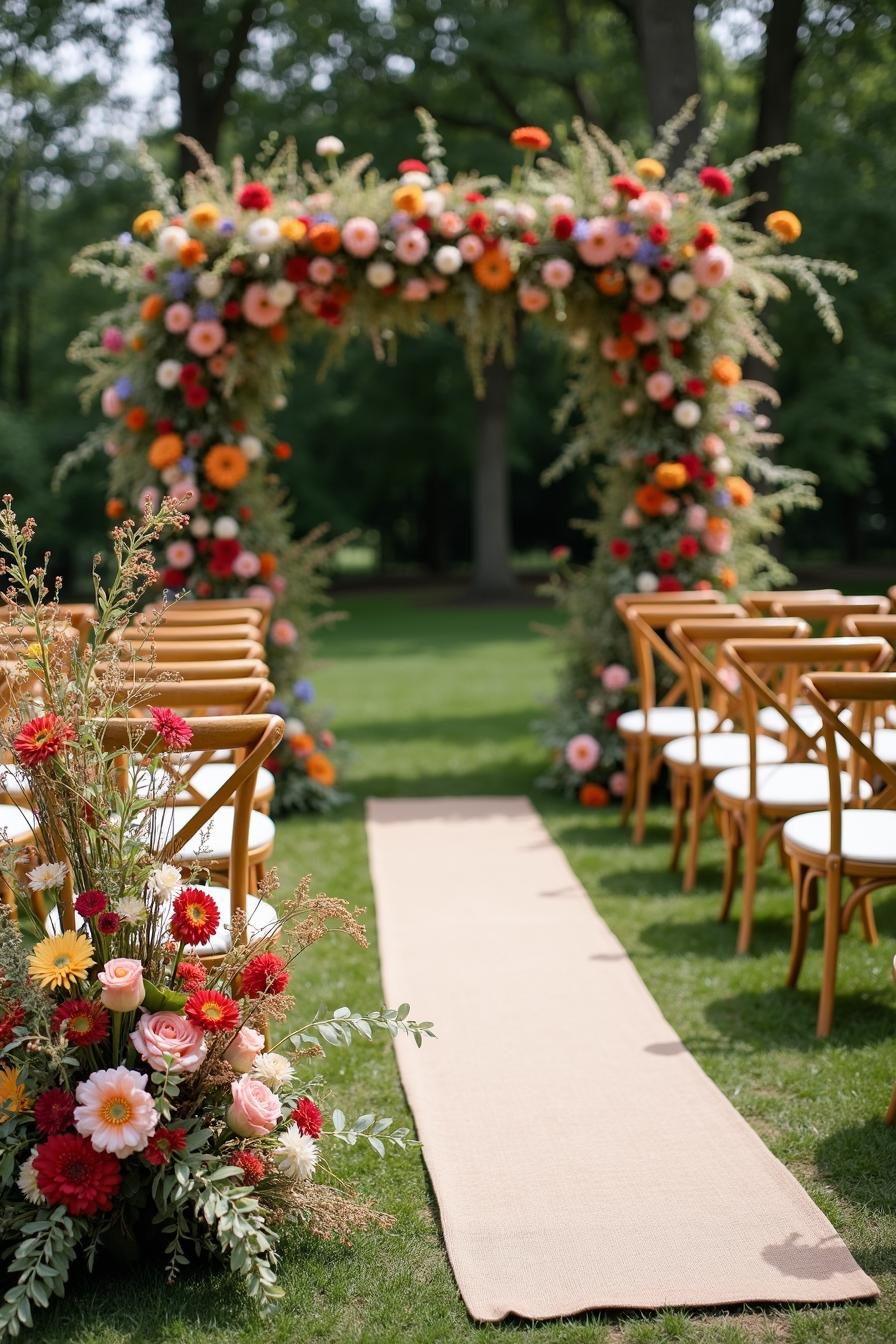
[175,958,207,991]
[609,539,632,561]
[51,998,110,1047]
[231,1149,266,1185]
[292,1097,323,1138]
[149,706,193,750]
[240,952,288,999]
[698,165,733,197]
[237,182,274,211]
[144,1126,188,1166]
[14,713,75,768]
[34,1133,122,1216]
[74,889,107,919]
[184,988,240,1033]
[33,1088,76,1136]
[170,887,220,946]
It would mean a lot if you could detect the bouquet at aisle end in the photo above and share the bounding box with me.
[0,496,433,1339]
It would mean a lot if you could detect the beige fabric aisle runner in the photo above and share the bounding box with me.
[366,796,878,1322]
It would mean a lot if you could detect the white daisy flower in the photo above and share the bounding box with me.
[148,864,181,898]
[26,862,68,893]
[116,896,148,925]
[275,1124,318,1181]
[17,1152,45,1205]
[251,1052,293,1091]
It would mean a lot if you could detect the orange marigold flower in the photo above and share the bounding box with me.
[106,498,126,520]
[719,566,738,590]
[633,484,668,517]
[140,293,165,322]
[393,184,425,216]
[510,126,551,152]
[147,433,184,470]
[306,753,336,787]
[130,335,144,351]
[280,217,307,242]
[189,202,220,229]
[179,239,207,267]
[258,551,277,578]
[579,783,610,808]
[308,222,341,254]
[290,732,315,756]
[711,355,742,386]
[472,246,514,292]
[654,462,688,491]
[133,209,163,236]
[125,406,148,432]
[596,267,625,296]
[615,335,637,361]
[765,209,801,243]
[725,475,754,507]
[204,443,249,490]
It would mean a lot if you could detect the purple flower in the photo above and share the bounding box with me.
[715,490,732,508]
[733,401,751,416]
[117,232,133,247]
[572,218,590,241]
[313,212,337,224]
[634,240,661,265]
[114,376,133,398]
[268,698,287,718]
[616,220,633,236]
[195,301,218,320]
[292,679,315,703]
[167,269,192,298]
[218,218,235,235]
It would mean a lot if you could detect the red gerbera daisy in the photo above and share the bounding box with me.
[292,1097,323,1139]
[170,887,220,946]
[51,998,110,1047]
[184,988,240,1033]
[231,1149,266,1185]
[33,1088,76,1136]
[698,165,733,197]
[74,889,107,919]
[0,1002,24,1049]
[14,713,75,768]
[237,182,273,211]
[175,959,207,991]
[149,706,193,750]
[240,952,288,999]
[34,1132,122,1216]
[144,1126,188,1166]
[96,911,121,935]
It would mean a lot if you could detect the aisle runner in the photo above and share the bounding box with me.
[366,797,878,1322]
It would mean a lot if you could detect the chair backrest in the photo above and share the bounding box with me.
[113,637,266,663]
[669,616,808,740]
[147,604,264,630]
[842,614,896,650]
[740,589,841,617]
[115,658,269,681]
[122,622,263,645]
[146,596,273,638]
[770,595,889,635]
[621,602,745,719]
[721,636,893,793]
[613,590,724,619]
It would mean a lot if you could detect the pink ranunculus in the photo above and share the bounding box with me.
[130,1010,207,1074]
[691,244,733,288]
[341,216,380,258]
[271,617,297,647]
[701,433,726,459]
[242,282,284,328]
[688,295,711,322]
[665,315,691,340]
[564,733,601,773]
[634,316,658,345]
[599,336,618,361]
[393,227,430,265]
[541,257,574,290]
[186,320,226,357]
[207,353,229,378]
[101,386,123,418]
[102,326,124,352]
[319,728,334,748]
[686,504,708,531]
[170,478,197,510]
[601,663,631,693]
[224,1024,265,1074]
[621,505,642,528]
[246,584,274,604]
[165,539,194,569]
[437,210,464,239]
[232,550,261,579]
[98,958,145,1013]
[660,496,679,517]
[308,257,336,286]
[270,574,287,595]
[645,371,675,402]
[518,284,550,314]
[164,302,193,334]
[633,276,663,305]
[635,190,672,222]
[227,1074,281,1137]
[428,275,448,294]
[576,217,618,267]
[608,771,628,798]
[457,233,484,263]
[402,278,430,302]
[138,486,161,514]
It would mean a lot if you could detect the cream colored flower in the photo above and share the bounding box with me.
[26,862,68,892]
[275,1123,318,1181]
[251,1052,293,1091]
[16,1151,44,1205]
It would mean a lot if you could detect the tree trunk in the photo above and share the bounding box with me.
[471,357,517,596]
[628,1,701,165]
[163,0,259,173]
[747,0,806,225]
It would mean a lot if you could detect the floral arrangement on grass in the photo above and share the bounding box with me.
[265,692,350,817]
[63,104,850,807]
[0,498,432,1339]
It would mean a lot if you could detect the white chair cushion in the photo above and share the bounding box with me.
[757,703,823,737]
[135,805,275,861]
[134,763,275,803]
[0,804,36,843]
[715,762,873,807]
[663,732,787,769]
[617,706,718,738]
[183,748,232,764]
[46,883,277,955]
[783,809,896,864]
[0,765,30,800]
[862,728,896,764]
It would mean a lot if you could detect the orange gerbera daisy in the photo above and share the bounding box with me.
[204,444,249,490]
[510,126,551,152]
[654,462,688,491]
[725,475,754,507]
[633,484,668,517]
[179,239,207,267]
[140,294,165,322]
[306,753,336,787]
[596,267,625,296]
[279,217,307,242]
[472,246,514,293]
[258,551,278,578]
[290,732,315,756]
[106,498,126,520]
[393,184,425,216]
[765,209,801,243]
[147,433,184,470]
[308,222,341,254]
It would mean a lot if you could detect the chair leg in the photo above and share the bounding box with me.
[633,735,651,845]
[682,769,703,892]
[816,864,843,1038]
[786,860,812,989]
[736,801,759,954]
[858,892,878,946]
[886,1082,896,1127]
[620,740,637,826]
[719,809,740,922]
[669,773,686,871]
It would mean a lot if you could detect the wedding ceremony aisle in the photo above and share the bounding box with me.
[42,590,896,1344]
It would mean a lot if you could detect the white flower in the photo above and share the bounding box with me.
[673,399,702,429]
[148,864,181,898]
[240,434,263,462]
[247,217,280,250]
[155,359,182,390]
[116,895,148,925]
[271,393,287,411]
[284,717,305,738]
[433,245,462,276]
[275,1123,318,1181]
[17,1152,44,1206]
[366,260,395,289]
[213,515,239,540]
[190,515,211,539]
[267,280,296,308]
[315,135,344,157]
[546,192,575,213]
[158,225,189,260]
[636,571,660,594]
[423,189,444,216]
[668,270,697,302]
[26,862,68,893]
[159,465,182,487]
[252,1052,293,1091]
[195,271,222,299]
[400,169,431,188]
[515,202,537,227]
[491,196,514,221]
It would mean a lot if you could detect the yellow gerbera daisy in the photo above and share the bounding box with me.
[28,931,95,991]
[0,1065,29,1118]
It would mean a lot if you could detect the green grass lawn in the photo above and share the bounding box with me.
[41,590,896,1344]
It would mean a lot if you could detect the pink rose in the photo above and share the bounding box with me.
[98,958,145,1012]
[601,663,631,693]
[130,1010,207,1074]
[224,1025,265,1074]
[271,617,297,647]
[227,1074,281,1137]
[341,216,379,258]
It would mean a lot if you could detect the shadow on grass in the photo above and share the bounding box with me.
[703,987,896,1050]
[637,913,795,961]
[815,1119,896,1218]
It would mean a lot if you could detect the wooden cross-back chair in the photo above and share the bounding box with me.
[146,595,273,639]
[770,594,889,635]
[718,637,892,963]
[740,589,841,617]
[122,621,263,645]
[55,714,284,966]
[615,598,742,843]
[664,616,806,890]
[843,615,896,761]
[115,658,269,682]
[114,636,266,664]
[787,670,896,1036]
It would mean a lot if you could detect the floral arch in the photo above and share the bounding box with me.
[67,106,850,809]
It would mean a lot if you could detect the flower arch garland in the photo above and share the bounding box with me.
[67,105,852,809]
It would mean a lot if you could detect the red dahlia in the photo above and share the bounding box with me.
[51,998,110,1047]
[292,1097,323,1139]
[209,537,241,578]
[656,550,676,571]
[96,911,121,935]
[610,174,644,199]
[240,952,288,999]
[14,713,75,768]
[698,166,733,197]
[0,1002,24,1049]
[237,182,274,211]
[33,1088,76,1136]
[658,576,684,592]
[465,210,489,235]
[170,887,220,946]
[175,959,207,990]
[150,706,193,751]
[648,223,669,246]
[184,988,240,1033]
[74,889,107,918]
[231,1149,266,1185]
[552,213,575,241]
[144,1126,188,1166]
[34,1132,121,1216]
[184,383,210,408]
[678,535,700,559]
[693,223,718,251]
[178,362,201,385]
